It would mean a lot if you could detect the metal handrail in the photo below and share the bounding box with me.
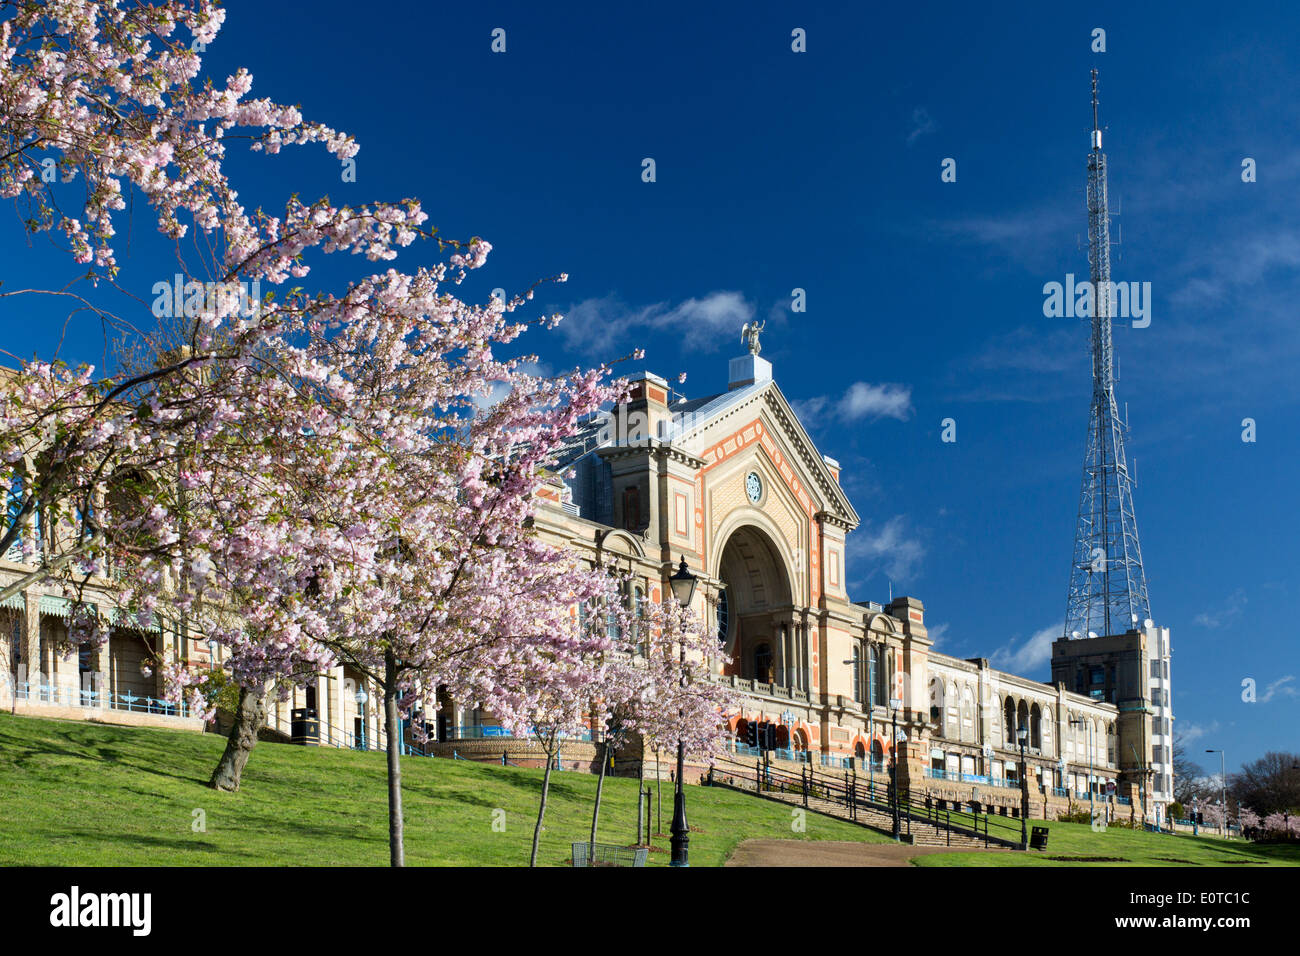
[9,679,194,718]
[712,752,1025,848]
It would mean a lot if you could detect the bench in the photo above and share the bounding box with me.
[571,842,649,867]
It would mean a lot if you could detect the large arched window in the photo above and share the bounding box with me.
[852,645,862,704]
[866,645,880,707]
[754,643,773,683]
[960,685,975,743]
[1030,703,1042,750]
[605,583,624,643]
[928,676,944,727]
[1003,697,1016,747]
[715,588,729,647]
[632,586,646,655]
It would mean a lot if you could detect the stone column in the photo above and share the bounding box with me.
[325,670,343,746]
[21,590,40,695]
[86,639,107,708]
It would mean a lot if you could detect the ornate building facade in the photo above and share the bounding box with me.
[0,338,1168,823]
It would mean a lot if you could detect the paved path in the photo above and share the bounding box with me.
[725,839,1007,867]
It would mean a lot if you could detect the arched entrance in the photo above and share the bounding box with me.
[715,524,798,688]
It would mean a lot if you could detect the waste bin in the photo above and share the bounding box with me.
[1029,825,1049,850]
[290,707,320,745]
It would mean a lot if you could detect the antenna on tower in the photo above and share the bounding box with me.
[1091,67,1102,150]
[1064,70,1152,640]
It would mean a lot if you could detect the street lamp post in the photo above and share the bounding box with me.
[355,687,369,752]
[1206,748,1227,836]
[667,555,698,868]
[867,709,875,798]
[1017,723,1029,850]
[888,696,903,840]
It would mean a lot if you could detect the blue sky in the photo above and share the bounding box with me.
[2,0,1297,772]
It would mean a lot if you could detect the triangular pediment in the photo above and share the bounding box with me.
[670,380,859,530]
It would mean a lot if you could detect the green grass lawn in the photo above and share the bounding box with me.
[0,713,890,866]
[913,814,1300,867]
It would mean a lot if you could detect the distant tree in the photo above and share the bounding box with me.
[1172,733,1214,806]
[1230,751,1300,817]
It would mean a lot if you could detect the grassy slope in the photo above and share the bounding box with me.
[913,814,1300,867]
[0,713,889,867]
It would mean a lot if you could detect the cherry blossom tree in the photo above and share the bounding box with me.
[0,0,422,605]
[1,0,629,869]
[1,1,745,873]
[602,593,738,844]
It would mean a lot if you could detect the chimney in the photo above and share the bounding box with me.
[621,372,673,442]
[886,596,925,633]
[821,454,841,484]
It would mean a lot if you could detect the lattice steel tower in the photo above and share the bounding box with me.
[1064,69,1151,639]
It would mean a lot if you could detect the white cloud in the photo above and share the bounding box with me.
[839,382,913,421]
[989,623,1060,677]
[932,205,1075,257]
[556,291,754,357]
[846,515,926,585]
[1169,230,1300,308]
[927,622,950,647]
[795,381,913,425]
[906,107,936,146]
[1193,589,1248,628]
[1177,721,1219,745]
[1260,675,1297,703]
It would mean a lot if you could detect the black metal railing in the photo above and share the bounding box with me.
[709,752,1024,849]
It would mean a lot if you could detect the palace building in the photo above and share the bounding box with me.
[0,335,1170,824]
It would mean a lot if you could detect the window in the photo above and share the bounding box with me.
[622,486,640,532]
[4,474,24,561]
[1089,666,1104,684]
[715,588,729,646]
[754,644,772,683]
[852,645,862,704]
[867,645,880,707]
[605,599,622,643]
[632,587,646,655]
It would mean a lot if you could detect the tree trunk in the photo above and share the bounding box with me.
[655,747,663,835]
[590,737,610,847]
[384,648,405,868]
[531,748,555,867]
[637,750,646,844]
[209,683,266,792]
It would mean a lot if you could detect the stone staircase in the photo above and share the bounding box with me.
[710,757,1017,850]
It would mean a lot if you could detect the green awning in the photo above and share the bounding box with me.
[38,594,160,633]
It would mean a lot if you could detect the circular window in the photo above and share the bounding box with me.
[745,471,763,503]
